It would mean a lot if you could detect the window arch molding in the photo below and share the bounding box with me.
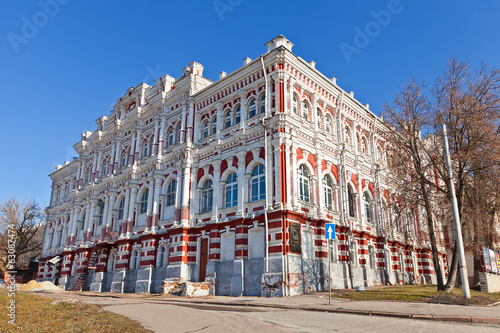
[198,176,214,214]
[322,173,337,211]
[297,162,314,203]
[301,99,311,120]
[363,191,374,224]
[223,108,232,129]
[115,196,126,221]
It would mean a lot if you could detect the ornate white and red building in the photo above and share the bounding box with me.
[37,35,448,296]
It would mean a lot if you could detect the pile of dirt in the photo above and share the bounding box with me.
[19,280,42,291]
[39,281,63,291]
[429,293,494,305]
[19,280,64,292]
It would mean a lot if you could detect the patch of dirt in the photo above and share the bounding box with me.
[429,293,494,305]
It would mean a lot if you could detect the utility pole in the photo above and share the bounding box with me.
[442,124,470,299]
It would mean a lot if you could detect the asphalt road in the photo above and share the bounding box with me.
[34,293,500,333]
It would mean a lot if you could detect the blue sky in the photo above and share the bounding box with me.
[1,0,499,208]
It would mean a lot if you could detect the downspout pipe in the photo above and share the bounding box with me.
[260,55,270,274]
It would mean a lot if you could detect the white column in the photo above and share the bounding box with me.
[158,118,166,153]
[181,165,191,226]
[87,201,96,238]
[291,143,298,208]
[239,95,247,129]
[193,113,201,144]
[153,120,159,155]
[316,154,324,218]
[114,141,121,171]
[312,93,318,132]
[135,130,142,160]
[147,182,154,215]
[128,187,138,222]
[211,160,222,221]
[236,151,246,216]
[284,141,292,209]
[216,103,223,139]
[107,194,116,228]
[273,143,282,209]
[180,102,187,143]
[96,151,103,178]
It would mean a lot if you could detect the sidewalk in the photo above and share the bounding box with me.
[73,291,500,326]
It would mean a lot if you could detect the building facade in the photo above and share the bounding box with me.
[38,36,448,296]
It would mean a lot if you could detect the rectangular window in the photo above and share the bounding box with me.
[329,239,338,263]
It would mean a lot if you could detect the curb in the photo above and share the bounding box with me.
[160,299,500,325]
[66,292,500,326]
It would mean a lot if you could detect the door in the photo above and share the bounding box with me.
[199,238,208,282]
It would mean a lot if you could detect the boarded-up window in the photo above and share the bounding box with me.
[302,231,314,260]
[248,228,264,259]
[221,233,235,262]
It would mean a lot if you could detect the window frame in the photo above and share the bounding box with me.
[201,180,213,213]
[139,189,149,215]
[225,172,238,208]
[166,180,176,207]
[251,164,265,202]
[298,164,311,203]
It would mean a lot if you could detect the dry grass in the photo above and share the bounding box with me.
[0,289,151,333]
[332,284,500,305]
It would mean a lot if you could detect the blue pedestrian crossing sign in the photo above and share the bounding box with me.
[325,223,336,239]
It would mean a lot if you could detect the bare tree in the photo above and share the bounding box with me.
[0,198,45,272]
[383,78,446,291]
[432,58,500,291]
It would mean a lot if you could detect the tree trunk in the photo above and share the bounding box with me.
[422,181,445,291]
[444,242,458,292]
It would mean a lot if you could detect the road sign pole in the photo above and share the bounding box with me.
[329,238,331,305]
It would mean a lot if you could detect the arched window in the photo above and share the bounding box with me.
[364,192,372,223]
[56,187,61,201]
[201,180,213,213]
[248,99,257,118]
[361,138,368,154]
[234,105,241,124]
[117,198,125,220]
[139,189,149,214]
[121,154,128,167]
[325,115,332,134]
[251,164,265,202]
[345,126,352,145]
[166,180,176,206]
[202,121,209,139]
[225,173,238,208]
[301,101,309,120]
[377,147,384,164]
[168,128,175,146]
[259,94,266,114]
[97,203,104,226]
[323,175,334,210]
[81,211,86,230]
[298,165,310,202]
[143,140,150,157]
[176,123,182,143]
[317,109,323,129]
[102,162,108,177]
[292,94,298,114]
[224,110,232,129]
[211,116,217,135]
[348,185,356,217]
[157,246,168,268]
